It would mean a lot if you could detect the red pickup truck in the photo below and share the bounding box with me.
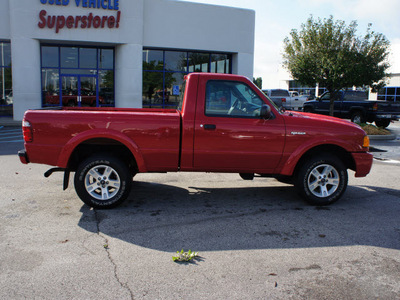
[19,73,373,208]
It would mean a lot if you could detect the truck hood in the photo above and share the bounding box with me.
[283,110,364,131]
[280,111,368,153]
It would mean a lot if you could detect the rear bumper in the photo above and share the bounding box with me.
[18,149,29,164]
[352,152,373,177]
[375,114,400,120]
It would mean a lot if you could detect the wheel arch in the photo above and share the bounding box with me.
[281,144,356,177]
[56,130,147,173]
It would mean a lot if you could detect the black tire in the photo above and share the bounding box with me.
[375,119,390,128]
[295,155,348,206]
[350,111,365,124]
[74,155,132,209]
[303,107,313,113]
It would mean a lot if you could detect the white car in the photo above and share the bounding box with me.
[263,89,306,111]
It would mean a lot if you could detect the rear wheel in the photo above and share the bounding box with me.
[295,155,348,206]
[74,155,132,208]
[375,119,391,128]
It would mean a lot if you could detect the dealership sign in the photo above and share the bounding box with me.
[38,0,121,33]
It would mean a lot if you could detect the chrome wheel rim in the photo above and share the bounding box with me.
[84,165,121,201]
[353,115,362,123]
[307,164,340,198]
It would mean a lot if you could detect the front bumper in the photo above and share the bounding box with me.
[18,149,30,164]
[352,152,373,177]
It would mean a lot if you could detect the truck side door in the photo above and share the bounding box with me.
[193,78,286,173]
[313,92,344,116]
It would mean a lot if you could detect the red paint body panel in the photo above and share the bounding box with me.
[351,152,374,177]
[23,108,181,171]
[21,73,372,179]
[190,74,286,172]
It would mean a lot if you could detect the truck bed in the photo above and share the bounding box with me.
[23,107,182,171]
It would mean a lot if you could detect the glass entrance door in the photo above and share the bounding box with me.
[61,75,98,107]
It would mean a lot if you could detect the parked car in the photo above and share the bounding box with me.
[290,91,309,102]
[263,89,305,111]
[303,90,400,128]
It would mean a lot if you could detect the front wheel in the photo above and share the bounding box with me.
[351,111,365,124]
[295,155,348,206]
[74,155,132,209]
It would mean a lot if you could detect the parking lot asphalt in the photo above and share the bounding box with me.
[369,121,400,162]
[0,122,399,299]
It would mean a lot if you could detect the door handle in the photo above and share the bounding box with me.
[201,124,216,130]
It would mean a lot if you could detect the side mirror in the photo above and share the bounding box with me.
[260,104,272,119]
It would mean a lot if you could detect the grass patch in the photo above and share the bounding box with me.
[172,249,199,262]
[359,123,391,135]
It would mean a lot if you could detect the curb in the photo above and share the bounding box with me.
[368,134,397,141]
[0,117,22,127]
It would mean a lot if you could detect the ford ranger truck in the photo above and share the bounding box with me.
[18,73,373,209]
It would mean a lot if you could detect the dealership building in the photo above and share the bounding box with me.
[0,0,255,121]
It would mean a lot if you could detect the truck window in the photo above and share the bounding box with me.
[270,89,290,97]
[343,91,368,101]
[205,80,265,118]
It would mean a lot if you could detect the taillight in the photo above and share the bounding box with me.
[282,98,286,102]
[373,103,378,111]
[22,120,33,142]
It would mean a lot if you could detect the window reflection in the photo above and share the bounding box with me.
[41,45,114,108]
[142,71,162,108]
[1,41,13,116]
[165,51,187,72]
[42,46,59,68]
[143,49,232,108]
[143,50,163,69]
[188,52,209,72]
[42,69,60,106]
[80,48,97,69]
[99,49,114,69]
[61,47,78,68]
[99,70,114,105]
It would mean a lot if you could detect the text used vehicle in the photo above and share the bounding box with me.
[19,73,373,208]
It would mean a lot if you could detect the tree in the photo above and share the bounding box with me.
[283,16,390,116]
[253,77,262,89]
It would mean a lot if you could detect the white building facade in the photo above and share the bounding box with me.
[0,0,255,120]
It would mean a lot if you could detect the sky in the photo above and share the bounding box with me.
[179,0,400,88]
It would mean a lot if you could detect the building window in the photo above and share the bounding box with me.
[0,41,12,117]
[288,80,326,100]
[378,86,400,101]
[41,45,115,108]
[143,49,232,108]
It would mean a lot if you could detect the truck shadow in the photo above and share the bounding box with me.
[77,181,400,252]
